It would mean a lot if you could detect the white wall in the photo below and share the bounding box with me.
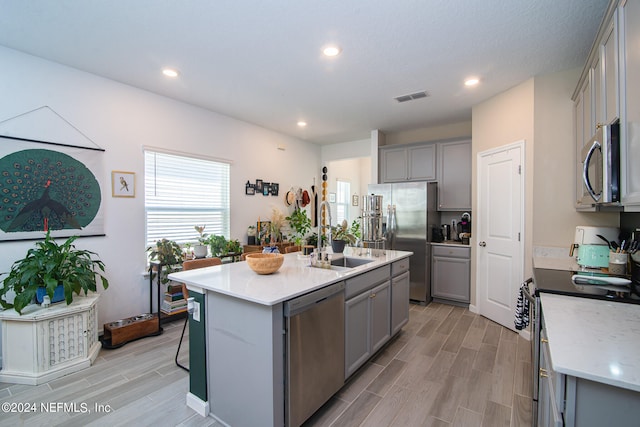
[0,46,320,332]
[533,68,619,247]
[383,121,472,146]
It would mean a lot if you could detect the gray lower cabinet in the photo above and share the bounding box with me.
[431,245,470,304]
[345,280,391,378]
[537,312,640,427]
[537,328,563,427]
[391,271,410,335]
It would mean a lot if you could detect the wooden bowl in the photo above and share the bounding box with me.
[245,253,284,275]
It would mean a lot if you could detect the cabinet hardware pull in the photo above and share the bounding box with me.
[370,293,376,298]
[541,337,549,344]
[539,368,548,378]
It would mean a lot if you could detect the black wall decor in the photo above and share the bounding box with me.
[246,179,279,196]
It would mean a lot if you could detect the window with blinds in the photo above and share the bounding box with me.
[336,180,350,224]
[144,149,231,248]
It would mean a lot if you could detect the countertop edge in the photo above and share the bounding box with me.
[170,250,413,306]
[540,293,640,393]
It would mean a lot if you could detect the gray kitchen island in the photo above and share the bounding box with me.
[168,248,412,427]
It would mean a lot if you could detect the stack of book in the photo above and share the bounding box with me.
[161,284,187,315]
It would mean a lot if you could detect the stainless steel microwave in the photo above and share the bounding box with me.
[578,121,620,206]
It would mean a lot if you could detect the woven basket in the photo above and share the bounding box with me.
[245,253,284,275]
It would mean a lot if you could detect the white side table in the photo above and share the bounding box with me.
[0,294,100,385]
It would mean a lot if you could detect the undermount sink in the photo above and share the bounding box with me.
[330,257,374,268]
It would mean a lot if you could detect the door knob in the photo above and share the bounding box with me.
[479,241,486,247]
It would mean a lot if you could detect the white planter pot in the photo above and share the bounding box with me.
[194,244,208,259]
[0,294,101,385]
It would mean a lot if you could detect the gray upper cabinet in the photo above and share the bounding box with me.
[379,143,436,182]
[437,139,472,211]
[620,0,640,207]
[574,1,640,209]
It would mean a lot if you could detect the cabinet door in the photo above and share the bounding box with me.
[438,140,472,211]
[620,0,640,206]
[391,271,410,335]
[380,147,408,182]
[593,54,603,128]
[431,256,470,303]
[603,12,619,125]
[345,291,371,378]
[370,281,391,354]
[408,144,436,181]
[575,93,586,208]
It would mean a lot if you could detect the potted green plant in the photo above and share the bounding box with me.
[147,238,183,284]
[193,225,209,259]
[208,234,228,257]
[226,238,242,255]
[331,220,357,253]
[286,208,312,246]
[0,231,109,314]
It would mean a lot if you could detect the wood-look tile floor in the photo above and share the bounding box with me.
[305,303,532,427]
[0,303,532,427]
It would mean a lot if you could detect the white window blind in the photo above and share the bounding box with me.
[336,180,350,224]
[144,149,230,248]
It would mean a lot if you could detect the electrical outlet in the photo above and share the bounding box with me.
[193,301,200,322]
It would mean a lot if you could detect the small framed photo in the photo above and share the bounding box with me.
[329,192,336,203]
[262,182,271,196]
[245,182,255,195]
[255,179,263,192]
[270,183,279,196]
[112,171,135,198]
[352,194,359,206]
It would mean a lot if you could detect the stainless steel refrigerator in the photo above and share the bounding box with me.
[367,182,439,304]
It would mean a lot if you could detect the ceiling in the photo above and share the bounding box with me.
[0,0,609,145]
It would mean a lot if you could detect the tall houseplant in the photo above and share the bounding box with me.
[286,208,311,246]
[0,231,109,314]
[147,238,183,284]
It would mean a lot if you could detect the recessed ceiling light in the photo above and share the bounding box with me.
[162,68,179,78]
[297,121,307,127]
[322,46,341,57]
[464,78,479,87]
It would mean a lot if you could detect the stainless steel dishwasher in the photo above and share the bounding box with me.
[284,281,345,427]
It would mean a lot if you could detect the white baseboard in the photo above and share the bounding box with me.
[186,392,209,417]
[468,304,479,314]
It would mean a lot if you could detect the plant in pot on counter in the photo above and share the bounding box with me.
[193,225,209,259]
[0,231,109,314]
[285,207,312,246]
[147,238,183,284]
[331,220,357,253]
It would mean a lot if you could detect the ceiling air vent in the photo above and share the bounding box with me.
[394,91,429,103]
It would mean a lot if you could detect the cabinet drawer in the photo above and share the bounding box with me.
[432,245,470,259]
[391,258,410,276]
[345,265,390,299]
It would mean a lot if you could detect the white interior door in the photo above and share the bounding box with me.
[477,141,524,331]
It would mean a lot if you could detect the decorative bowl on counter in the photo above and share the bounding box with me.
[245,253,284,275]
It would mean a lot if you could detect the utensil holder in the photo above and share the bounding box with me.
[609,252,628,275]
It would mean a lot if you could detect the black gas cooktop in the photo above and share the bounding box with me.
[533,267,640,304]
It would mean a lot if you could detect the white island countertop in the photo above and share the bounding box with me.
[540,293,640,392]
[168,249,412,306]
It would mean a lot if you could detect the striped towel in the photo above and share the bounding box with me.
[514,281,530,330]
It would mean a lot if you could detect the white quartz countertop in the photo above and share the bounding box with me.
[168,249,412,306]
[540,293,640,392]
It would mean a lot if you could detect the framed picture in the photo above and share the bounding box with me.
[257,221,271,242]
[270,183,279,196]
[352,194,359,206]
[255,179,263,192]
[262,182,270,196]
[329,192,336,203]
[245,181,255,195]
[112,171,135,198]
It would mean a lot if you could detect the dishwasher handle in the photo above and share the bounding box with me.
[284,281,345,317]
